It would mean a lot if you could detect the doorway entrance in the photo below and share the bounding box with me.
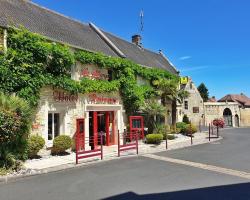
[223,108,232,127]
[76,118,85,150]
[89,111,115,149]
[235,114,240,127]
[130,116,144,140]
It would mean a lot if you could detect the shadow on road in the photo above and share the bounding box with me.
[103,182,250,200]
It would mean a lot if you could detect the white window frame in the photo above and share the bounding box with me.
[47,112,61,145]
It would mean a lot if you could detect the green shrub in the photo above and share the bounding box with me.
[163,133,176,140]
[146,134,163,144]
[183,124,198,135]
[52,135,72,155]
[182,114,190,124]
[176,122,187,133]
[27,135,45,158]
[153,124,170,135]
[0,93,32,169]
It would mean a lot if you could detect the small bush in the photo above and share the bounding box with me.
[52,135,72,155]
[182,114,190,124]
[213,118,225,128]
[27,135,45,158]
[183,124,198,135]
[163,133,176,140]
[146,134,163,144]
[176,122,187,133]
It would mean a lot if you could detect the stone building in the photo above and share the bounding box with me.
[177,77,204,126]
[0,0,179,148]
[218,94,250,127]
[204,102,240,127]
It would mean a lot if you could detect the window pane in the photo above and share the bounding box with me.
[79,121,84,133]
[54,113,60,138]
[132,119,141,128]
[48,113,53,140]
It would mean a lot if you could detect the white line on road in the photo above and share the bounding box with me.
[143,154,250,180]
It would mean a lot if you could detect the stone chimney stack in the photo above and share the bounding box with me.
[132,35,142,46]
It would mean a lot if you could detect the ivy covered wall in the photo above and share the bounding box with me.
[0,28,179,115]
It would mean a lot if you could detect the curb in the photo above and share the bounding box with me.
[0,135,222,184]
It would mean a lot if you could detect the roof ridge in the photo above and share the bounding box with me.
[102,29,178,72]
[25,0,90,28]
[89,23,126,58]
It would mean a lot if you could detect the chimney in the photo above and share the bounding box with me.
[132,35,141,46]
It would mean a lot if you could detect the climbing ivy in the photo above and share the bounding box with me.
[0,28,178,114]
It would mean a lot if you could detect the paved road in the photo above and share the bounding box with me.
[157,127,250,172]
[0,128,249,200]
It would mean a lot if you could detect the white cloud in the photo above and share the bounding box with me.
[180,65,209,72]
[179,56,191,60]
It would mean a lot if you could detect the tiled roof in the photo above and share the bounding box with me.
[0,0,118,56]
[103,31,178,73]
[0,0,179,74]
[218,94,250,107]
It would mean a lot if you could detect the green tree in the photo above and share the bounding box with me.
[156,79,189,127]
[142,100,167,134]
[198,83,209,102]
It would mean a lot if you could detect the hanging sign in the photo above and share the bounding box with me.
[180,77,189,85]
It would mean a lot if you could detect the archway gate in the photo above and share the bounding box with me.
[223,108,233,127]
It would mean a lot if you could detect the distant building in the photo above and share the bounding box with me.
[204,93,250,127]
[218,94,250,127]
[177,77,250,128]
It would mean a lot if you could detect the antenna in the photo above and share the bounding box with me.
[139,9,144,34]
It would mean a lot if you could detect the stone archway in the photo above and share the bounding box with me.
[223,108,232,127]
[235,114,240,127]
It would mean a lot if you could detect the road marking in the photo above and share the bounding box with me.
[143,154,250,180]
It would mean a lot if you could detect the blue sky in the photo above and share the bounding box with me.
[33,0,250,99]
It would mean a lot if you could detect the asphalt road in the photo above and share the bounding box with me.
[0,128,249,200]
[157,127,250,172]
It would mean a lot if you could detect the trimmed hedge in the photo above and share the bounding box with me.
[27,135,45,158]
[52,135,72,155]
[146,134,163,144]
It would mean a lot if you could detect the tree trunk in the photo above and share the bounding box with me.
[172,100,177,128]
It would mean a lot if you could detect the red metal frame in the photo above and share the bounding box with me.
[93,111,98,149]
[105,111,110,146]
[129,116,144,140]
[76,118,103,164]
[76,119,85,150]
[118,130,138,157]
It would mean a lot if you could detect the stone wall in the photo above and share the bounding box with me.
[31,86,125,148]
[240,108,250,127]
[0,28,4,52]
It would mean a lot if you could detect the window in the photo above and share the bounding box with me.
[48,113,60,140]
[193,107,199,113]
[108,70,113,81]
[184,101,188,110]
